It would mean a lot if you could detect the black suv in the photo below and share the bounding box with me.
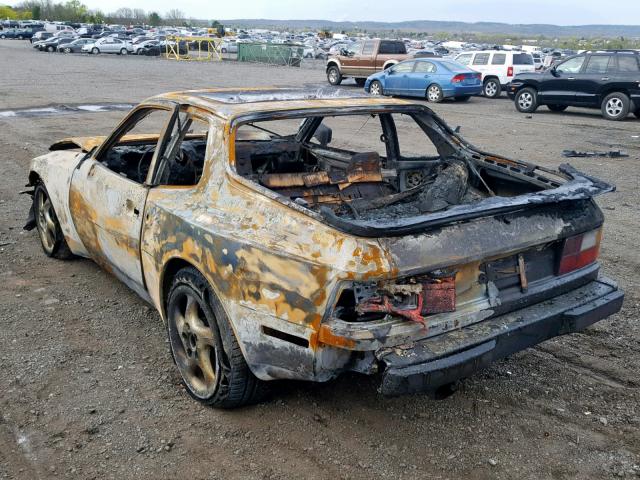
[508,50,640,120]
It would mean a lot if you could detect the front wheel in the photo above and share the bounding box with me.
[327,65,342,86]
[0,35,6,39]
[454,95,471,102]
[483,78,501,98]
[426,84,444,103]
[515,87,538,113]
[34,184,73,259]
[47,46,54,52]
[547,104,567,112]
[601,92,630,121]
[92,47,99,54]
[166,267,266,408]
[369,80,383,96]
[18,35,23,40]
[120,48,128,55]
[64,47,71,54]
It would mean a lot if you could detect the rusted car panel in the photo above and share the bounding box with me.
[25,88,624,402]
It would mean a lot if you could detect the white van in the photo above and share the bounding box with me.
[454,50,536,98]
[44,22,75,34]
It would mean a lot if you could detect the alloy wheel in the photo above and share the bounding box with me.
[36,189,56,253]
[370,82,382,95]
[606,98,623,117]
[427,85,441,102]
[485,81,498,97]
[168,290,220,399]
[518,92,533,110]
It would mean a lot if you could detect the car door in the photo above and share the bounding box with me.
[384,61,415,95]
[339,41,364,76]
[538,55,586,104]
[574,54,616,106]
[407,60,436,96]
[68,104,179,297]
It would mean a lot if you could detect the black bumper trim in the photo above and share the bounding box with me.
[379,278,623,396]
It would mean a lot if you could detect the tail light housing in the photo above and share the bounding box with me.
[451,74,465,83]
[507,66,514,77]
[558,228,602,275]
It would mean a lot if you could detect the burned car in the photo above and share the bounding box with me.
[25,88,623,407]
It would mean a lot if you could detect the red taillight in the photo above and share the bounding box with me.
[558,229,602,275]
[451,74,465,83]
[507,66,514,77]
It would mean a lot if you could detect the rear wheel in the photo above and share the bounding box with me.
[166,267,267,408]
[46,45,54,52]
[483,78,501,98]
[601,92,630,121]
[515,87,538,113]
[426,84,444,103]
[327,65,342,85]
[34,184,73,259]
[64,47,71,53]
[120,48,128,55]
[18,35,23,40]
[0,34,6,39]
[454,95,471,102]
[547,104,567,112]
[92,47,99,54]
[369,80,383,96]
[634,109,640,119]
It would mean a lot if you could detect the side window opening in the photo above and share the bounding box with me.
[491,53,506,65]
[584,55,614,74]
[473,53,490,65]
[97,107,209,186]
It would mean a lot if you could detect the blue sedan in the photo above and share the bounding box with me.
[364,59,483,102]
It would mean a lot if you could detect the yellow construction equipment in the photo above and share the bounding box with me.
[165,35,223,61]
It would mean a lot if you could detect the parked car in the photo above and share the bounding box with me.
[411,49,441,58]
[25,88,622,407]
[31,31,53,43]
[39,36,75,52]
[365,58,482,102]
[454,50,536,98]
[82,37,133,55]
[58,38,94,53]
[220,39,238,54]
[136,41,161,56]
[327,39,410,86]
[509,50,640,121]
[0,28,33,39]
[132,39,159,54]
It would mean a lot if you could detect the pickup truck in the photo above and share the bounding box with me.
[326,39,410,86]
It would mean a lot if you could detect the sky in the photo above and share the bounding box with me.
[9,0,640,25]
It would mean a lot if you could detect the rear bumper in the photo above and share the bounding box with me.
[377,277,623,396]
[444,85,483,98]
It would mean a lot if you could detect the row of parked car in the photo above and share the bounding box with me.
[30,33,176,56]
[326,41,640,121]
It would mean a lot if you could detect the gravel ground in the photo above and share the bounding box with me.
[0,40,639,480]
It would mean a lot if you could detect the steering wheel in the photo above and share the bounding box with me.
[136,145,155,183]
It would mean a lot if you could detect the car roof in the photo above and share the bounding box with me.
[148,87,417,121]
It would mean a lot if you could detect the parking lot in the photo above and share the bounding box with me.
[0,39,639,480]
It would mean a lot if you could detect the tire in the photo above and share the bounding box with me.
[547,104,567,112]
[92,47,99,54]
[47,46,54,52]
[355,78,366,87]
[483,78,501,98]
[166,267,267,408]
[369,80,383,96]
[18,35,23,40]
[120,48,127,55]
[0,35,6,39]
[515,87,538,113]
[454,95,471,102]
[34,184,73,259]
[601,92,630,121]
[426,84,444,103]
[634,109,640,119]
[327,65,342,86]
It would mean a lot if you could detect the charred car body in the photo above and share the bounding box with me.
[25,88,623,407]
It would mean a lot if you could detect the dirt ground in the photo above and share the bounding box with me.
[0,40,638,480]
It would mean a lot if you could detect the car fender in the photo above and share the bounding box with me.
[382,60,398,70]
[28,150,89,256]
[326,57,341,71]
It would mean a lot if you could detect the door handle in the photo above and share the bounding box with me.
[424,75,430,78]
[567,77,575,80]
[601,77,609,81]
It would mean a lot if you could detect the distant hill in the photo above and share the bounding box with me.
[222,19,640,38]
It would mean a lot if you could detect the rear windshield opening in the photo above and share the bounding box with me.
[233,111,552,223]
